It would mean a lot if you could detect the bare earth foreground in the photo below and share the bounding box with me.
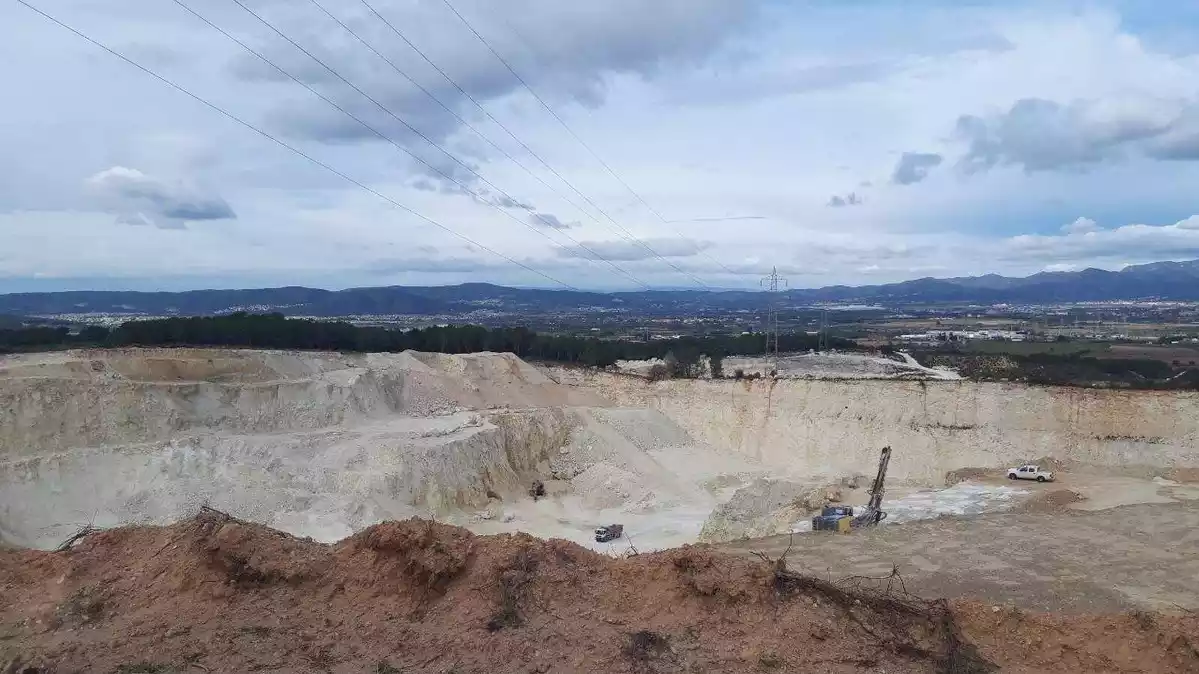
[3,512,1198,674]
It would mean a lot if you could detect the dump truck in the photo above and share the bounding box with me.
[594,524,624,543]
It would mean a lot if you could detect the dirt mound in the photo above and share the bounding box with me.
[3,514,1197,673]
[698,480,841,543]
[1028,456,1071,473]
[1018,489,1087,513]
[944,467,994,485]
[1165,467,1199,483]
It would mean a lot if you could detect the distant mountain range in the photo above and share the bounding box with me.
[786,259,1199,304]
[3,260,1198,317]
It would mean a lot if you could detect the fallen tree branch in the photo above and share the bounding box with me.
[199,504,235,520]
[749,547,996,672]
[54,524,99,552]
[835,565,908,596]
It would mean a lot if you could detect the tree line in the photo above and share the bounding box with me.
[0,313,857,369]
[912,348,1199,390]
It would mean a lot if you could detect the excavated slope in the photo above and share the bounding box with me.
[0,349,609,548]
[554,369,1199,483]
[0,348,602,456]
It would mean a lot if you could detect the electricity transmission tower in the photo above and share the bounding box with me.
[818,308,829,352]
[760,266,788,371]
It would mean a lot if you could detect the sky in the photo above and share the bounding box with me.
[3,0,1199,292]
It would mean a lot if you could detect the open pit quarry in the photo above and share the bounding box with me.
[4,348,1199,672]
[2,348,1198,553]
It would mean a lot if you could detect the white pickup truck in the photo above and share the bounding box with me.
[1007,464,1055,482]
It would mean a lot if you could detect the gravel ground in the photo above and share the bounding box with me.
[724,351,960,379]
[725,500,1199,613]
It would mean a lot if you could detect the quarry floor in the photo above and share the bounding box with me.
[725,499,1199,613]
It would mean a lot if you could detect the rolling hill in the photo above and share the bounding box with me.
[2,259,1197,316]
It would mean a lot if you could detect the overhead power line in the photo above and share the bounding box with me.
[359,0,712,289]
[15,0,577,291]
[432,0,713,288]
[307,0,596,224]
[437,0,747,281]
[305,0,681,290]
[216,0,650,289]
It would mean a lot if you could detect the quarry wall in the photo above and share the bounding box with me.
[6,348,1198,550]
[559,371,1199,483]
[0,349,598,548]
[0,408,575,549]
[0,349,604,458]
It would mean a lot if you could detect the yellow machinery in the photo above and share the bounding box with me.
[811,446,891,533]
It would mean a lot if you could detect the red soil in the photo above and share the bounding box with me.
[1,512,1195,673]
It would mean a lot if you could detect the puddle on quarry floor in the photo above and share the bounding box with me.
[790,482,1028,532]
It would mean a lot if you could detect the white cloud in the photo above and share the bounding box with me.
[999,215,1199,265]
[84,166,235,229]
[891,152,943,184]
[827,192,863,207]
[4,1,1199,291]
[528,212,577,229]
[1061,216,1100,234]
[954,97,1192,173]
[556,238,711,261]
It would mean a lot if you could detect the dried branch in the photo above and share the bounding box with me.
[55,511,100,552]
[199,504,234,520]
[54,524,99,552]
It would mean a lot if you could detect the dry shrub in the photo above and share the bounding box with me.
[487,547,538,631]
[221,553,288,586]
[1131,610,1156,631]
[54,586,106,628]
[625,630,670,661]
[757,650,784,669]
[756,550,996,674]
[671,549,757,602]
[625,630,679,674]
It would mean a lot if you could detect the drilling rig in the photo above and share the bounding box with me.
[811,446,891,532]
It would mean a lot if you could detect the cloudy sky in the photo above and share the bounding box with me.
[3,0,1199,292]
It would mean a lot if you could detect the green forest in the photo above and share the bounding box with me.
[0,313,854,369]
